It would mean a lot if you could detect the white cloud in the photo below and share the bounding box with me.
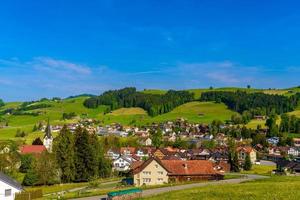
[31,57,91,75]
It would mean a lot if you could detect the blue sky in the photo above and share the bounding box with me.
[1,0,300,101]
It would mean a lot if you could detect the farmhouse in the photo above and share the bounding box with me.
[0,172,23,200]
[131,157,223,186]
[237,146,257,164]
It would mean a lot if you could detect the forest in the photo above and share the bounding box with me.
[200,91,300,116]
[83,87,194,116]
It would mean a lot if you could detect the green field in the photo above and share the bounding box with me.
[150,101,236,124]
[140,176,300,200]
[98,101,236,126]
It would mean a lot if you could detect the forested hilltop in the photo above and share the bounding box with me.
[84,87,300,118]
[200,91,300,115]
[83,87,194,116]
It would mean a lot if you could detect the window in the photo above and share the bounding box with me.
[158,171,163,175]
[155,164,158,168]
[143,171,151,175]
[143,178,151,183]
[158,178,163,182]
[5,189,12,197]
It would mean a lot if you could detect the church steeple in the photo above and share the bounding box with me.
[44,119,52,139]
[43,119,53,152]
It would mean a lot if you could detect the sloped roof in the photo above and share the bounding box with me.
[237,146,255,154]
[132,157,219,176]
[20,145,46,154]
[161,160,218,175]
[0,172,23,190]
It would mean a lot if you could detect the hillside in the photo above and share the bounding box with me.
[0,96,107,141]
[1,86,300,141]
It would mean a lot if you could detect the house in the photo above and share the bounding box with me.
[120,147,136,156]
[267,137,279,146]
[113,155,138,172]
[139,137,152,146]
[135,148,149,159]
[293,138,300,147]
[0,172,23,200]
[237,146,257,164]
[107,149,121,160]
[43,121,53,152]
[131,157,223,186]
[187,149,211,160]
[276,160,300,174]
[20,145,46,155]
[287,147,299,157]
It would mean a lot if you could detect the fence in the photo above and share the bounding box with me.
[15,189,43,200]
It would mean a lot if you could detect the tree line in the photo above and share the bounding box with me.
[21,126,112,186]
[200,91,300,116]
[83,87,194,116]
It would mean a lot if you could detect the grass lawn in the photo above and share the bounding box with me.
[26,177,121,195]
[240,165,276,176]
[139,176,300,200]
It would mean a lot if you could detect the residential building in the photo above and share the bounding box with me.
[113,155,138,172]
[293,138,300,147]
[237,146,257,164]
[0,172,23,200]
[131,157,223,186]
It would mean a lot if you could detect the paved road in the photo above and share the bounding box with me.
[73,174,268,200]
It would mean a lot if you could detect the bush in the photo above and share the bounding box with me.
[22,169,39,186]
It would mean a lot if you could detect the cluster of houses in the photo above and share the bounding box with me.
[107,145,256,186]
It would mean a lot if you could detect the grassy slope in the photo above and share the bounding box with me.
[150,101,236,124]
[1,87,300,141]
[140,176,300,200]
[0,97,107,141]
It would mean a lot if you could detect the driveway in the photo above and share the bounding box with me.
[72,174,268,200]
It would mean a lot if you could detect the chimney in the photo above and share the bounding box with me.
[183,163,188,169]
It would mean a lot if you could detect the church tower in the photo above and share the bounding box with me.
[43,119,53,152]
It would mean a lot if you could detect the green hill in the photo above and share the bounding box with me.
[0,97,107,141]
[1,86,300,141]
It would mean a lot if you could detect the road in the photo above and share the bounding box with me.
[73,174,268,200]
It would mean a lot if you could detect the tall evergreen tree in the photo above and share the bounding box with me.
[74,127,98,182]
[53,125,75,183]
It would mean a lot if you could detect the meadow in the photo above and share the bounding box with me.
[139,176,300,200]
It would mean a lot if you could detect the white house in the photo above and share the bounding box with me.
[113,156,137,172]
[288,147,299,157]
[0,172,23,200]
[107,149,120,160]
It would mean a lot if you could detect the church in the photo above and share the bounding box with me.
[43,120,53,152]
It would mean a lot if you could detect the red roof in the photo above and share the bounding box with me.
[161,160,218,175]
[132,157,220,176]
[20,145,46,154]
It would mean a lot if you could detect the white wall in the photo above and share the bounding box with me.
[0,180,22,200]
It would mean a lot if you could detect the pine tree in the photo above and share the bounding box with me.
[244,154,252,171]
[74,127,94,182]
[32,137,43,145]
[53,125,75,183]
